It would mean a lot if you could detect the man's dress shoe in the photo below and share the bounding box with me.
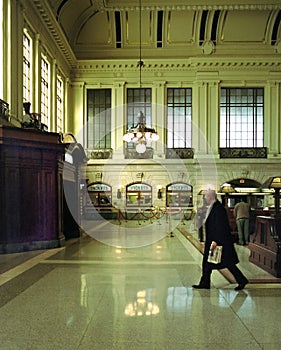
[192,284,210,289]
[234,280,248,291]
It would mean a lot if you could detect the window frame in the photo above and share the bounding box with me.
[166,88,192,149]
[41,54,50,127]
[166,182,193,208]
[126,88,152,150]
[23,30,32,104]
[56,74,64,132]
[86,88,112,150]
[220,87,264,148]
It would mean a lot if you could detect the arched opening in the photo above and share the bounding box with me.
[166,182,193,208]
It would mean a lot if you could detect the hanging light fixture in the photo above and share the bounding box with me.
[123,111,159,153]
[123,0,159,154]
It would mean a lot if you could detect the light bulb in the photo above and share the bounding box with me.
[151,133,159,141]
[123,134,131,142]
[145,132,151,140]
[136,143,147,153]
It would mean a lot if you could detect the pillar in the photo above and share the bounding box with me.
[70,81,85,143]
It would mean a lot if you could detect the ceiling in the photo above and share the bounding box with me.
[43,1,281,60]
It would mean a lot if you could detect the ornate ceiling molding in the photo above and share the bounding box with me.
[103,1,281,12]
[32,0,76,68]
[73,58,281,74]
[30,1,281,67]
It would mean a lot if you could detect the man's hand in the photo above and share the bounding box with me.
[211,241,217,248]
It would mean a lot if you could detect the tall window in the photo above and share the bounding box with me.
[124,88,153,158]
[127,88,152,128]
[41,55,50,127]
[167,88,192,148]
[220,88,264,147]
[56,75,64,132]
[87,89,111,149]
[126,88,152,148]
[23,32,32,103]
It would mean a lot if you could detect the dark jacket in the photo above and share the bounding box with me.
[203,200,239,269]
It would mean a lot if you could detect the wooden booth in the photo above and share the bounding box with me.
[0,126,86,253]
[248,177,281,277]
[249,216,281,277]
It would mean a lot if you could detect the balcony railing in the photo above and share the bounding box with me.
[166,148,194,159]
[219,147,267,158]
[86,149,113,160]
[125,147,154,159]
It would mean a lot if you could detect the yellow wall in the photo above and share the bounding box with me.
[2,0,281,207]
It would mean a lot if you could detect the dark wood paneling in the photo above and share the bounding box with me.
[0,126,65,253]
[249,216,281,277]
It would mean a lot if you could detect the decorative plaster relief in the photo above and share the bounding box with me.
[74,59,281,74]
[202,40,215,55]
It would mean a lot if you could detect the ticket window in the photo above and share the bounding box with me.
[166,183,193,207]
[87,183,112,207]
[225,194,265,209]
[126,183,152,207]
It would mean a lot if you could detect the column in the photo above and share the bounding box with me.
[9,0,24,118]
[265,81,280,156]
[193,74,219,190]
[194,72,220,157]
[112,81,126,159]
[153,81,166,158]
[2,0,11,107]
[193,80,208,155]
[275,81,281,156]
[0,0,8,101]
[69,81,85,143]
[64,78,70,132]
[207,80,220,156]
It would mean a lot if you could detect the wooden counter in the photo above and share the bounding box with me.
[0,125,65,253]
[248,216,281,277]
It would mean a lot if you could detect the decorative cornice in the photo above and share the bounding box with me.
[28,1,281,71]
[103,2,281,12]
[32,0,76,68]
[73,58,281,75]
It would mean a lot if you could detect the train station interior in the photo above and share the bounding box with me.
[1,0,281,349]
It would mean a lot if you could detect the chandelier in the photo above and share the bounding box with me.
[123,111,159,153]
[122,0,159,154]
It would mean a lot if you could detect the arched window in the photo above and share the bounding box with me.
[166,182,193,207]
[126,182,152,208]
[87,182,112,207]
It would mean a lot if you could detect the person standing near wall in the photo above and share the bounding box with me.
[234,199,250,245]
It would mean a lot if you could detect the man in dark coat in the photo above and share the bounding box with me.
[192,189,248,290]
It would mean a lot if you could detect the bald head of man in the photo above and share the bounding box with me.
[205,189,217,204]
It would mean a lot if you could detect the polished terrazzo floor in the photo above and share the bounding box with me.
[0,219,281,349]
